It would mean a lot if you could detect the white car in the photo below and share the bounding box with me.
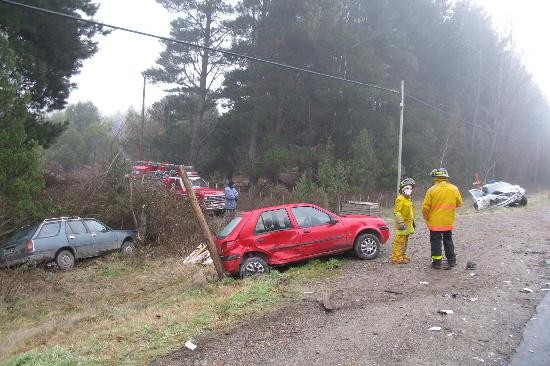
[468,181,527,210]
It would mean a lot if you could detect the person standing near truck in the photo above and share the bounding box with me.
[422,168,462,270]
[224,181,239,220]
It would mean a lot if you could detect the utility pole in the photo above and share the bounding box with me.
[397,80,404,193]
[140,74,146,161]
[177,165,225,280]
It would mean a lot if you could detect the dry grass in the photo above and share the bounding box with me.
[1,254,343,365]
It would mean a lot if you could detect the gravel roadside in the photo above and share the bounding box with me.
[152,204,550,366]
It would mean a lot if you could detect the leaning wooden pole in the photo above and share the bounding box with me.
[178,165,225,279]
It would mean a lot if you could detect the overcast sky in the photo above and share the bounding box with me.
[67,0,550,116]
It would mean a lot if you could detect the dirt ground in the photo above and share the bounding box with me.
[152,203,550,366]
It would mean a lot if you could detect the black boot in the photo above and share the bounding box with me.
[431,261,442,270]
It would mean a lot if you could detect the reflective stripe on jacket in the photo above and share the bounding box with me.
[394,194,415,236]
[422,180,462,231]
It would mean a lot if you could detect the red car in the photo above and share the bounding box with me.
[216,203,390,277]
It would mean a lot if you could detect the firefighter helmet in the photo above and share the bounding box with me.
[399,177,416,190]
[430,168,450,178]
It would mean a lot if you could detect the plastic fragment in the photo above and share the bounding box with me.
[428,326,442,331]
[185,340,197,350]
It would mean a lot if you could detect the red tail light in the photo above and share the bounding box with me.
[25,239,35,253]
[221,240,235,253]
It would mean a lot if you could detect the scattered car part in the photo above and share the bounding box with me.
[469,181,527,210]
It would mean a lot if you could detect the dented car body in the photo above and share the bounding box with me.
[469,181,527,210]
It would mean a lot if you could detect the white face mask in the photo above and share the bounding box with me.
[403,186,413,196]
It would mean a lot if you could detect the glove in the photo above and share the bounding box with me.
[397,221,407,231]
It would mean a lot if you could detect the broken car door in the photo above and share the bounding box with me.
[252,208,302,264]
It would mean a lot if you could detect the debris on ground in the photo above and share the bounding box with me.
[185,340,197,350]
[438,309,454,315]
[321,291,335,311]
[466,261,477,270]
[520,288,533,293]
[428,326,442,331]
[183,244,212,265]
[419,281,429,285]
[384,289,404,295]
[470,297,478,302]
[472,356,485,363]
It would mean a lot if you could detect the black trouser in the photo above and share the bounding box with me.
[430,230,456,264]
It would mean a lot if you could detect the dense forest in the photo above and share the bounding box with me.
[131,0,550,190]
[1,0,549,229]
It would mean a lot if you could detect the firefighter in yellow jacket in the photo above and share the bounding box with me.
[422,168,463,269]
[392,177,416,264]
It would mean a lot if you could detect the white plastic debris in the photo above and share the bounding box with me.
[183,244,212,265]
[470,297,478,302]
[419,281,429,285]
[472,356,485,363]
[503,280,511,284]
[185,340,197,350]
[470,273,477,277]
[521,288,534,293]
[304,291,314,294]
[428,326,442,331]
[438,309,454,315]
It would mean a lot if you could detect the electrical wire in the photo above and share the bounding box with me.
[0,0,399,94]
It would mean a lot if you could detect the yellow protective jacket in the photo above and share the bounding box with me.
[394,194,415,236]
[422,179,462,231]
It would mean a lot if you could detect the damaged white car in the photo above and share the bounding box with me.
[469,181,527,210]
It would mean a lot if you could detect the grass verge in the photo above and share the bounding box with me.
[1,256,343,365]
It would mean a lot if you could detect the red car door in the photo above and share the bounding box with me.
[290,206,348,257]
[252,208,303,264]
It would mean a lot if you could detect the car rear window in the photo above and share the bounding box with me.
[0,224,39,246]
[218,216,242,238]
[36,223,61,238]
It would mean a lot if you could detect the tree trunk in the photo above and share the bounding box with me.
[190,13,212,164]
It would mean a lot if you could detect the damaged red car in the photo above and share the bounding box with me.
[216,203,390,277]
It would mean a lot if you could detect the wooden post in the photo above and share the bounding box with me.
[397,80,404,194]
[178,165,225,279]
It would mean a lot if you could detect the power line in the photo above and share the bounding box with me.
[0,0,399,95]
